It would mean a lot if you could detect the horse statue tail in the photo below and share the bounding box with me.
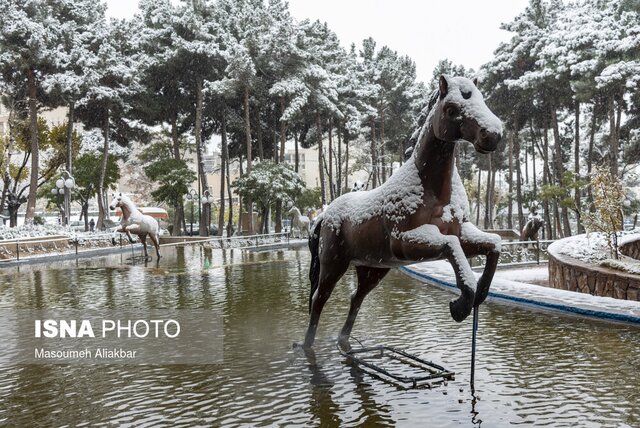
[308,218,323,314]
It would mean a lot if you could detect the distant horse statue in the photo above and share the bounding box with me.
[109,193,161,260]
[302,75,503,350]
[287,206,310,238]
[521,216,544,241]
[351,181,366,192]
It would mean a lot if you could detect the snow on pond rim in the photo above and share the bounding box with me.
[400,261,640,325]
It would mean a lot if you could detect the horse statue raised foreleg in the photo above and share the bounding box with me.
[302,75,503,351]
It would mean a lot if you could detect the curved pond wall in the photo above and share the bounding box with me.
[547,239,640,301]
[620,236,640,260]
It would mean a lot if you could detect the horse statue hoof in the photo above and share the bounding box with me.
[449,299,471,322]
[337,336,352,353]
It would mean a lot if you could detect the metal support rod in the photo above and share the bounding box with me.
[16,242,19,261]
[470,305,479,391]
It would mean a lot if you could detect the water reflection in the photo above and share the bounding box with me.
[0,246,638,427]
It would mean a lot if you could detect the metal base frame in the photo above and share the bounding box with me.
[338,344,455,389]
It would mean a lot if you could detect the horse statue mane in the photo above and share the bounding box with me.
[302,75,503,351]
[403,89,440,161]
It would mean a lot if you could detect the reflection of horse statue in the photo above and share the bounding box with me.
[302,75,503,350]
[521,216,544,241]
[110,193,161,260]
[287,206,310,238]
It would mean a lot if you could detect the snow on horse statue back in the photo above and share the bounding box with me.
[110,193,161,260]
[303,75,503,350]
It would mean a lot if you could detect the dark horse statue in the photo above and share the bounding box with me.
[521,216,544,241]
[303,75,503,350]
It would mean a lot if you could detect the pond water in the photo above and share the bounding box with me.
[0,246,639,427]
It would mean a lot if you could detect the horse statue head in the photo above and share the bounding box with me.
[109,192,128,211]
[351,181,365,192]
[286,206,302,217]
[414,75,502,156]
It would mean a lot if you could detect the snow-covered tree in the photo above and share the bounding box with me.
[0,0,67,223]
[232,160,305,233]
[74,18,143,230]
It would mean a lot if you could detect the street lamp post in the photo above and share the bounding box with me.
[52,170,75,225]
[201,189,215,236]
[186,188,197,236]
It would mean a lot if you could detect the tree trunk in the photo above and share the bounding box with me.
[587,107,597,211]
[294,132,299,172]
[551,108,571,237]
[0,104,16,214]
[507,130,513,229]
[380,110,387,183]
[608,95,618,178]
[370,119,378,188]
[476,167,482,225]
[260,205,268,234]
[256,105,263,160]
[9,200,20,227]
[532,131,537,198]
[196,78,209,236]
[524,134,529,185]
[218,112,227,236]
[514,130,525,232]
[24,67,39,224]
[279,96,286,163]
[238,151,243,233]
[344,132,349,192]
[574,100,583,234]
[226,145,234,236]
[542,127,553,239]
[484,154,492,229]
[276,100,283,235]
[64,101,74,226]
[316,113,326,205]
[244,86,254,234]
[96,108,110,230]
[170,114,184,236]
[328,117,334,201]
[82,202,89,232]
[337,122,342,197]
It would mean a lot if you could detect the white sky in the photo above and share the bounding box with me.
[105,0,530,83]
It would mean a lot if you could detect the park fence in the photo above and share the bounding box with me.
[470,239,554,269]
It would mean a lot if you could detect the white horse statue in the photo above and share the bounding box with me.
[287,206,310,238]
[351,180,365,192]
[109,193,161,260]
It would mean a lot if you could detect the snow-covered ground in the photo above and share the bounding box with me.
[401,260,640,325]
[0,224,77,240]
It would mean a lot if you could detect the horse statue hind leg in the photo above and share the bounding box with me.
[303,220,351,349]
[337,266,389,351]
[148,232,161,260]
